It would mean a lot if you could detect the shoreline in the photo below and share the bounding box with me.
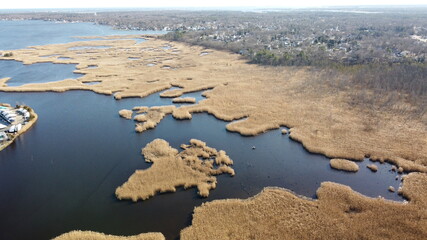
[0,36,425,172]
[55,172,427,239]
[180,173,427,240]
[0,34,426,239]
[0,107,38,152]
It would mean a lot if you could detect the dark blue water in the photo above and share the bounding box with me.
[0,60,82,86]
[0,21,405,240]
[0,90,403,240]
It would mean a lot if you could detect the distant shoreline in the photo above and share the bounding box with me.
[1,5,427,13]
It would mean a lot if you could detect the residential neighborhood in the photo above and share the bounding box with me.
[3,9,426,66]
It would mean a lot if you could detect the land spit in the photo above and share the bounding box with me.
[54,231,165,240]
[118,109,133,119]
[0,35,425,173]
[115,139,234,201]
[329,158,359,172]
[0,104,38,151]
[172,97,196,104]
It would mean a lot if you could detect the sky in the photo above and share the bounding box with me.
[0,0,426,9]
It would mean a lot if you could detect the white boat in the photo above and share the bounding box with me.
[8,125,16,133]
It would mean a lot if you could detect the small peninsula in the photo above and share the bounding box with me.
[0,103,37,151]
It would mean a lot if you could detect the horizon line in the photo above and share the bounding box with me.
[1,4,427,11]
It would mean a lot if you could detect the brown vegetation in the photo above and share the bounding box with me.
[0,36,425,174]
[55,173,427,240]
[118,109,133,119]
[132,106,149,113]
[115,139,234,201]
[133,114,147,122]
[0,103,11,107]
[53,231,164,240]
[1,15,424,240]
[329,158,359,172]
[134,106,175,133]
[172,97,196,104]
[181,172,427,240]
[367,164,379,172]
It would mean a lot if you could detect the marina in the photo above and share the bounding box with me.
[0,104,37,151]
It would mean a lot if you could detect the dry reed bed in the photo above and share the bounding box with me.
[330,158,359,172]
[118,109,133,119]
[181,172,427,240]
[3,35,426,240]
[76,35,148,41]
[133,114,147,122]
[0,36,426,177]
[115,138,234,201]
[172,97,196,104]
[54,231,164,240]
[367,164,379,172]
[132,106,176,133]
[60,173,427,239]
[132,106,149,113]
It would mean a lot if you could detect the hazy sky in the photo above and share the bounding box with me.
[0,0,426,9]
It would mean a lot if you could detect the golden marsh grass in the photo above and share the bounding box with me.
[115,138,234,201]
